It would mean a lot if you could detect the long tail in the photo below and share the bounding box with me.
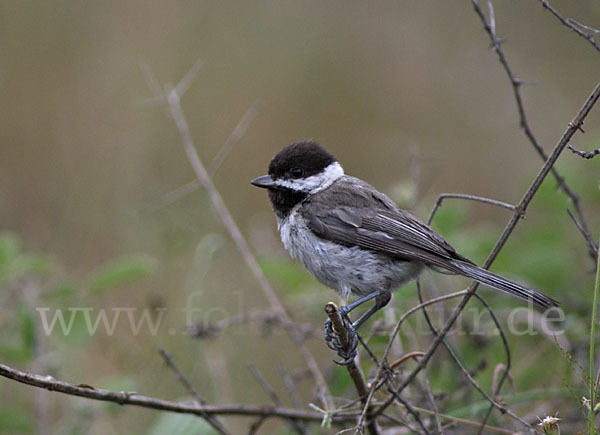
[450,261,559,309]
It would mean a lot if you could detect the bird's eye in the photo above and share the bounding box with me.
[290,167,304,178]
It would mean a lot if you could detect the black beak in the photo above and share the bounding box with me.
[250,174,276,189]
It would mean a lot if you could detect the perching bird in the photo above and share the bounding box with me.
[251,141,558,363]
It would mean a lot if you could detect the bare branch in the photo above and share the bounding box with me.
[278,365,306,432]
[567,208,599,262]
[0,362,354,424]
[567,18,600,35]
[158,347,229,434]
[149,66,331,410]
[538,0,600,53]
[376,79,600,426]
[158,347,207,404]
[567,143,600,160]
[324,302,380,435]
[174,58,205,97]
[209,99,263,175]
[472,0,596,259]
[248,363,307,434]
[427,193,517,225]
[415,282,520,433]
[144,99,261,214]
[387,391,430,434]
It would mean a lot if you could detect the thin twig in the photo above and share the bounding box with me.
[567,143,600,160]
[248,363,283,407]
[376,79,600,424]
[357,290,469,429]
[421,369,443,434]
[387,388,430,435]
[567,18,600,35]
[472,0,596,261]
[158,347,229,434]
[145,100,261,214]
[278,366,309,435]
[209,99,263,174]
[381,290,470,364]
[567,208,599,262]
[471,294,513,434]
[427,193,517,225]
[394,406,515,434]
[145,63,331,410]
[247,416,267,435]
[425,192,516,431]
[413,283,520,432]
[279,366,302,410]
[0,362,356,424]
[325,302,380,435]
[538,0,600,53]
[158,347,207,404]
[248,363,306,434]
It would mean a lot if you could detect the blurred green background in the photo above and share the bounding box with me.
[1,1,599,433]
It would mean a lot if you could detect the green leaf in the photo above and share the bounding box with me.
[88,254,157,295]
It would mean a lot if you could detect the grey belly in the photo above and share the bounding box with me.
[280,220,424,299]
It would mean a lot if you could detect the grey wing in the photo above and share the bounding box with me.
[306,205,474,271]
[303,187,559,309]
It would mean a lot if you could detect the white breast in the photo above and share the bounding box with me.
[278,208,424,299]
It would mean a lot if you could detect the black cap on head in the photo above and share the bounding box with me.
[268,141,337,179]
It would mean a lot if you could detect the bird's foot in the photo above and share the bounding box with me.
[324,312,358,365]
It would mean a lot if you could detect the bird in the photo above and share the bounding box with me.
[251,141,558,364]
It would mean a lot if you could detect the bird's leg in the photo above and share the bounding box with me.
[324,291,392,365]
[347,291,392,330]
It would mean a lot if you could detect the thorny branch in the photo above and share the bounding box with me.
[367,2,600,428]
[472,0,597,262]
[375,77,600,430]
[538,0,600,53]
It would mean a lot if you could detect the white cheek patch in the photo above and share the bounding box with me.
[275,162,344,193]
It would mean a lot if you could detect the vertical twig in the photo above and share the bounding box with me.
[324,303,380,435]
[248,363,307,434]
[145,63,331,411]
[158,347,229,434]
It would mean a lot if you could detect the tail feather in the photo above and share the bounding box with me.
[450,261,559,309]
